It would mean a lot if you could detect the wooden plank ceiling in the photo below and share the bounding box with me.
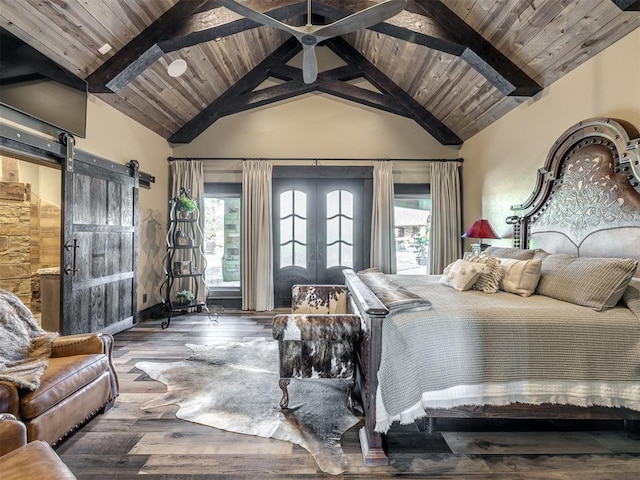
[1,1,639,145]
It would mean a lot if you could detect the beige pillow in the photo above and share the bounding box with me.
[536,255,638,311]
[484,246,537,260]
[623,279,640,318]
[498,258,542,297]
[469,255,502,293]
[440,259,488,291]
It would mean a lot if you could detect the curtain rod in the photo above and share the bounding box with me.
[167,156,463,163]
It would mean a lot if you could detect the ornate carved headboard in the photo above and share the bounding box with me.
[508,118,640,276]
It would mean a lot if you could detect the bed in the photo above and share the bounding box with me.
[344,117,640,466]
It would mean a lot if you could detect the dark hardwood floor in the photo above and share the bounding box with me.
[55,312,640,479]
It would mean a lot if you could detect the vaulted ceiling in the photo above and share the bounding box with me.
[1,1,639,146]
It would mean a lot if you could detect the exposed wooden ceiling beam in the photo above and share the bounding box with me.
[326,37,462,145]
[88,2,307,94]
[169,37,302,144]
[167,3,307,53]
[315,1,541,97]
[611,0,640,10]
[87,0,209,93]
[316,77,411,117]
[408,0,542,96]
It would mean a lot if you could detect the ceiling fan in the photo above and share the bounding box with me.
[216,0,407,84]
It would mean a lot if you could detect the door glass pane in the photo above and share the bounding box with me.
[342,244,353,268]
[326,216,340,244]
[326,243,339,268]
[294,216,306,244]
[341,217,353,244]
[280,245,293,267]
[341,191,353,217]
[280,218,293,243]
[394,194,431,274]
[280,191,292,217]
[326,190,339,217]
[293,244,306,267]
[326,189,353,268]
[294,190,306,216]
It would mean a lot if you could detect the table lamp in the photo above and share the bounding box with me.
[462,219,500,256]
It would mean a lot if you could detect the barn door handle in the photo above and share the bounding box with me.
[64,239,79,276]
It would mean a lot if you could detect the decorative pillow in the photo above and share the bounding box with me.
[622,279,640,318]
[498,258,542,297]
[468,254,502,293]
[536,255,638,311]
[484,246,537,260]
[439,259,488,291]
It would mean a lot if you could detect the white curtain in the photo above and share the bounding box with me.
[169,160,206,302]
[242,160,274,311]
[370,161,397,273]
[429,161,462,274]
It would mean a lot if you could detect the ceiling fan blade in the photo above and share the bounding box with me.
[302,44,318,84]
[216,0,301,38]
[312,0,406,39]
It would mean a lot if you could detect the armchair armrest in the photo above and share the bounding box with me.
[51,333,109,357]
[0,414,27,456]
[0,382,20,418]
[51,333,119,398]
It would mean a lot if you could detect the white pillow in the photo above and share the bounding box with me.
[440,259,488,291]
[498,258,542,297]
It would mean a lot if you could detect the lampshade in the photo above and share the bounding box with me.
[462,219,500,240]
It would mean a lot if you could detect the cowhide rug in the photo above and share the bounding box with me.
[135,338,361,475]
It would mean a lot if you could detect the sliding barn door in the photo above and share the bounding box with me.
[61,151,139,335]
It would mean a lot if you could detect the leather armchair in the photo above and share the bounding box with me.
[0,332,119,445]
[0,413,77,480]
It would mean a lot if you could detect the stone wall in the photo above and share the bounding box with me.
[0,178,32,307]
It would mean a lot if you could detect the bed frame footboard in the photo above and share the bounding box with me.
[344,269,390,466]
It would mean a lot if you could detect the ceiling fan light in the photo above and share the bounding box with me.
[167,59,187,77]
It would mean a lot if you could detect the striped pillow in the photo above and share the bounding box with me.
[536,255,638,311]
[498,258,542,297]
[469,255,503,293]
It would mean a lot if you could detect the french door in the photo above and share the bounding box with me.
[273,167,371,307]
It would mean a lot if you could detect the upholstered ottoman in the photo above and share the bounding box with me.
[272,285,362,410]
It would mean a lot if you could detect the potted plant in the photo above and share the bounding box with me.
[175,192,196,218]
[412,234,429,266]
[175,289,194,305]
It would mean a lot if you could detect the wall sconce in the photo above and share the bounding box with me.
[462,219,500,256]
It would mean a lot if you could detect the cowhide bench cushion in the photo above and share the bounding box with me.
[272,285,362,410]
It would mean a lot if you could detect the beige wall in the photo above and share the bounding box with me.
[460,28,640,248]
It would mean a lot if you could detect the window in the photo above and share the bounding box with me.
[203,184,241,298]
[394,184,431,274]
